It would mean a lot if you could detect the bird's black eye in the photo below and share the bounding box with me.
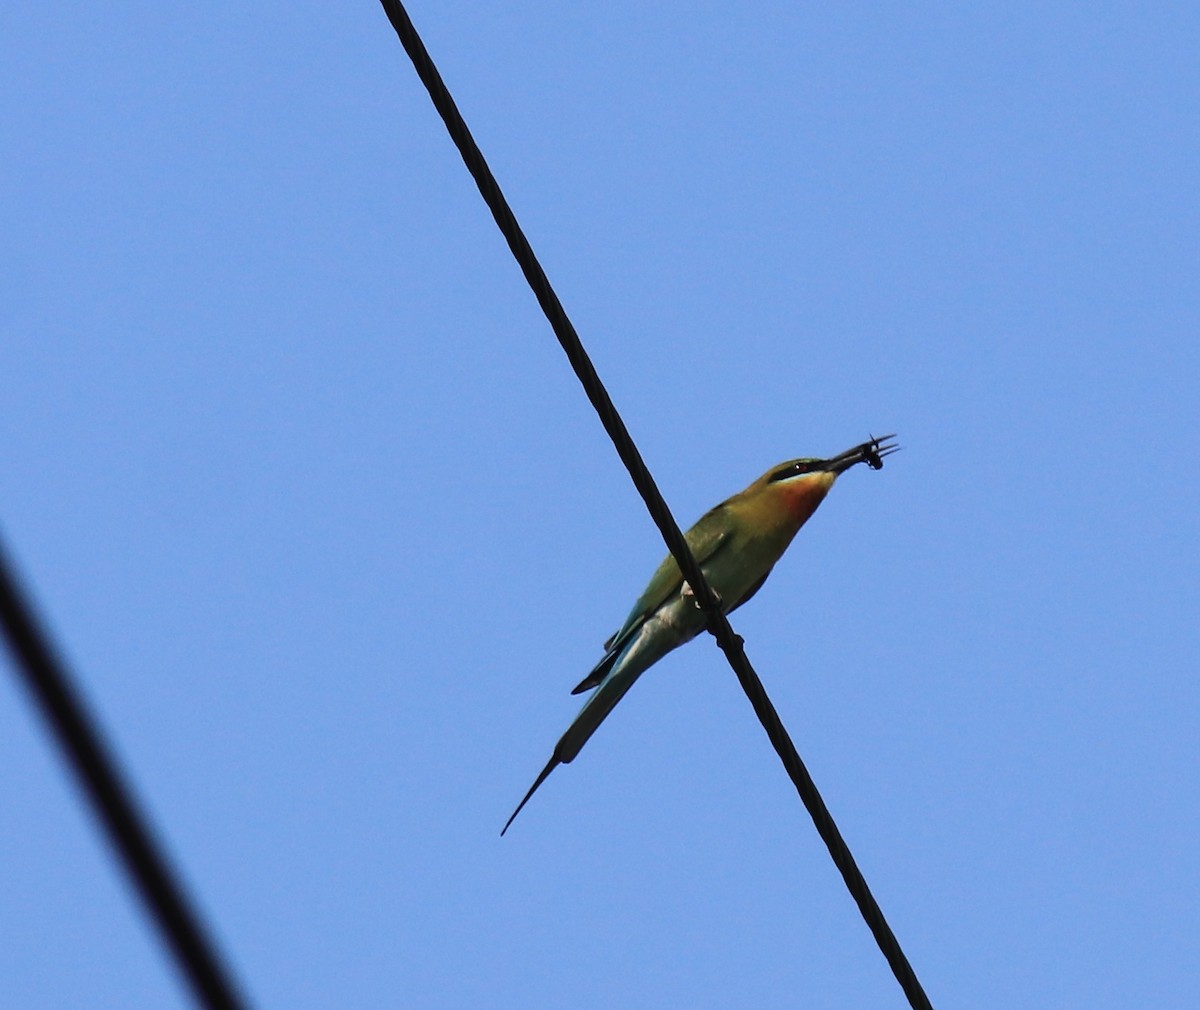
[769,460,816,482]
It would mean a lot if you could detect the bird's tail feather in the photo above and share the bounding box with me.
[501,754,559,836]
[557,660,647,764]
[503,638,652,833]
[570,646,619,695]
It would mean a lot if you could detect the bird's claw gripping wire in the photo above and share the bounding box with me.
[682,580,722,609]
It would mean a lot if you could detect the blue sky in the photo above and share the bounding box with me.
[2,3,1197,1007]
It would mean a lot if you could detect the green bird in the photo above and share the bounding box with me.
[502,434,897,834]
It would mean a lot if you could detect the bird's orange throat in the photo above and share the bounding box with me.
[778,472,836,529]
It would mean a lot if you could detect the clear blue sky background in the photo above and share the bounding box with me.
[2,3,1197,1008]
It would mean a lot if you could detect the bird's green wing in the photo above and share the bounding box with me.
[569,505,735,696]
[607,505,732,644]
[614,504,733,636]
[569,508,733,696]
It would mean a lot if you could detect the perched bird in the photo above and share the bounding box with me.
[501,434,897,835]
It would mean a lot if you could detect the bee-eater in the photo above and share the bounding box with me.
[501,434,897,835]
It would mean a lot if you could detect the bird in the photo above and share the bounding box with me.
[501,434,898,835]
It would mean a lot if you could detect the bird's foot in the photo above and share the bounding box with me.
[681,581,721,609]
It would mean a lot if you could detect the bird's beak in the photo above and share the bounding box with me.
[824,434,900,475]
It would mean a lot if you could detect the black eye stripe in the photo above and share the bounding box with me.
[769,461,817,482]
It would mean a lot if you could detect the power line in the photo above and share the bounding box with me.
[378,4,934,1008]
[0,537,252,1010]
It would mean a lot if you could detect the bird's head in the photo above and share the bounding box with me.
[748,434,899,520]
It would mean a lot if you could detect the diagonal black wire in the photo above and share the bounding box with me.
[378,4,933,1008]
[0,535,251,1010]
